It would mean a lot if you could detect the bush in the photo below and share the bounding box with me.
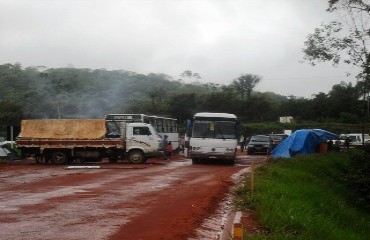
[346,149,370,205]
[339,112,360,124]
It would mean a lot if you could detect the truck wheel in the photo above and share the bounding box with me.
[51,151,68,165]
[35,155,45,163]
[128,150,145,164]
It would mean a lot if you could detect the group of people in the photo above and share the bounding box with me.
[328,137,350,151]
[238,134,248,152]
[160,135,173,160]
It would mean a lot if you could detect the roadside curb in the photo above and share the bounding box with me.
[232,211,244,240]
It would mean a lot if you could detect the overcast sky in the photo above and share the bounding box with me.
[0,0,360,98]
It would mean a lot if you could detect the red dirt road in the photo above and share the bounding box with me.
[0,153,265,240]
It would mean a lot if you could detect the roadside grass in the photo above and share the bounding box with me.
[234,152,370,240]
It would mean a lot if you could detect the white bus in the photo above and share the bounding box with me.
[189,112,238,164]
[105,114,179,150]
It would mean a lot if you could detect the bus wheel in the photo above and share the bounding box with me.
[128,150,145,164]
[51,151,68,165]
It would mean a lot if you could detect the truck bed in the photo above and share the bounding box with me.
[18,119,107,139]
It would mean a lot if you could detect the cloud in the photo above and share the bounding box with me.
[0,0,358,97]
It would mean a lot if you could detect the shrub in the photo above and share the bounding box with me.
[346,149,370,205]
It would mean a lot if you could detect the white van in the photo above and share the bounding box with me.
[343,133,370,147]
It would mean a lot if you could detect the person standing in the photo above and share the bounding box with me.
[160,135,169,159]
[164,141,173,160]
[160,135,169,148]
[344,137,350,150]
[239,134,246,152]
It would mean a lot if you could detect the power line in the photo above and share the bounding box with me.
[265,75,352,80]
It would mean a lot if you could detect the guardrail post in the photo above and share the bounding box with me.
[233,211,244,240]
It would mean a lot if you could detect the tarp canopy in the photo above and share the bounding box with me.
[271,129,338,158]
[18,119,106,139]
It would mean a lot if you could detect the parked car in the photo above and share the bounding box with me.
[247,135,273,154]
[268,134,288,149]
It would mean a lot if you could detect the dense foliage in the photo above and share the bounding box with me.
[346,147,370,205]
[303,0,370,121]
[0,63,369,137]
[234,152,370,239]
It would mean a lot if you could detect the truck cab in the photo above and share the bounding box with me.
[126,123,162,157]
[105,121,162,163]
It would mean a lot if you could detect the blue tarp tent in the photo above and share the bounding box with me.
[271,129,338,158]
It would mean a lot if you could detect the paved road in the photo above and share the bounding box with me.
[0,153,266,240]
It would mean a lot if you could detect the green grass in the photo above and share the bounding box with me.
[235,152,370,240]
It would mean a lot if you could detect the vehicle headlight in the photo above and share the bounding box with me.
[264,144,269,147]
[192,147,201,151]
[226,148,233,152]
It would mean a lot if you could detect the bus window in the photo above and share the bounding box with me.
[143,116,150,124]
[163,119,169,133]
[193,121,214,138]
[156,119,163,133]
[215,121,236,139]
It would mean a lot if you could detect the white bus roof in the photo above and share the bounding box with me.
[194,112,237,119]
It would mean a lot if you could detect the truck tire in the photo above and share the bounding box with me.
[127,150,145,164]
[51,151,68,165]
[35,155,45,163]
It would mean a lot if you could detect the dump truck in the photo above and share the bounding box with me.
[15,118,162,164]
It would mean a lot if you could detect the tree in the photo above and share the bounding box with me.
[279,97,311,120]
[244,95,273,122]
[303,0,370,85]
[311,92,332,120]
[328,81,361,118]
[232,74,261,100]
[167,93,198,124]
[0,100,23,135]
[303,0,370,146]
[179,70,202,82]
[145,85,168,113]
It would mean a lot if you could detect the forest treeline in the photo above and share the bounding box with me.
[0,63,368,136]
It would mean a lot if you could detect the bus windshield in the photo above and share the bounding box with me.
[192,120,236,139]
